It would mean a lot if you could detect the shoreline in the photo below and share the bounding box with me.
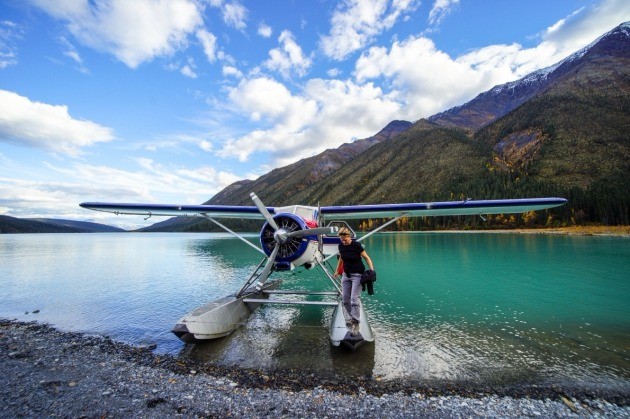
[2,319,628,417]
[3,226,629,237]
[376,226,630,237]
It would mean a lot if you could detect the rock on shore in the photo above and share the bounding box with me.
[1,319,627,418]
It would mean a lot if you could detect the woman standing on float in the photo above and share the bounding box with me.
[333,227,374,336]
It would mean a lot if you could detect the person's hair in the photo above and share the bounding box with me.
[338,227,351,237]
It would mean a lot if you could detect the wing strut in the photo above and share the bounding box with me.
[201,215,265,255]
[322,213,408,263]
[356,213,408,243]
[236,257,267,298]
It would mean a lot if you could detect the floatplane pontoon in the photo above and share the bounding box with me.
[81,194,566,350]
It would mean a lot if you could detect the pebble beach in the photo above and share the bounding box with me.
[1,319,628,418]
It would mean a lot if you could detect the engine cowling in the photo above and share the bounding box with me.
[259,213,321,270]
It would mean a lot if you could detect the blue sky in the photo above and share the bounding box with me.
[1,0,628,229]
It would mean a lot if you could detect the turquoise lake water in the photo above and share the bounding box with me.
[0,232,628,391]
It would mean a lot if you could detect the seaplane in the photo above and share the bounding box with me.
[80,194,566,350]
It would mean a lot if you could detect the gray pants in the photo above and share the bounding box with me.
[341,273,362,324]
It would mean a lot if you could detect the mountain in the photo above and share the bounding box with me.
[0,215,126,233]
[147,22,629,231]
[206,120,413,206]
[429,22,630,132]
[141,120,412,231]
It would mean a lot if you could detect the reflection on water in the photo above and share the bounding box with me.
[0,232,628,391]
[182,304,377,377]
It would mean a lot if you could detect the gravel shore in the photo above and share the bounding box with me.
[1,319,628,418]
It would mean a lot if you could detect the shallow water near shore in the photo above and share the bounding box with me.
[1,232,628,392]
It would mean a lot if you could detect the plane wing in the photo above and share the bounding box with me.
[79,202,268,219]
[319,198,567,220]
[81,197,566,221]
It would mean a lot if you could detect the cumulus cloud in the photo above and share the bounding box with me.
[226,77,302,122]
[354,0,630,119]
[264,31,312,79]
[219,77,400,166]
[319,0,420,60]
[354,36,480,118]
[0,90,114,156]
[29,0,203,68]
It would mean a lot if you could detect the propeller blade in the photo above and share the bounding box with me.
[256,243,280,290]
[287,226,339,237]
[250,192,278,231]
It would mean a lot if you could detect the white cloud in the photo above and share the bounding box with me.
[457,0,630,80]
[0,90,114,156]
[258,22,272,38]
[199,140,213,152]
[537,0,630,58]
[428,0,459,26]
[181,65,197,78]
[221,1,248,30]
[0,158,243,228]
[206,0,247,30]
[327,68,342,77]
[29,0,203,68]
[319,0,420,60]
[67,160,241,205]
[264,31,312,78]
[196,28,218,63]
[300,77,401,151]
[180,57,197,78]
[130,132,216,156]
[0,20,21,69]
[57,36,86,72]
[222,65,243,78]
[355,36,480,118]
[220,76,319,161]
[219,76,399,166]
[227,77,300,122]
